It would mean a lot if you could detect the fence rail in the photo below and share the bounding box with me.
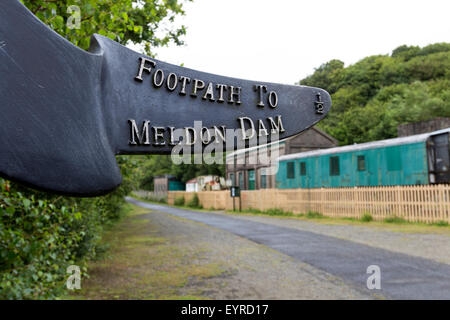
[168,185,450,223]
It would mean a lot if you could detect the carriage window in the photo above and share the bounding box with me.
[287,162,295,179]
[357,155,365,171]
[300,162,306,176]
[330,156,340,176]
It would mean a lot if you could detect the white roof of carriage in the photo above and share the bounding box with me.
[279,127,450,161]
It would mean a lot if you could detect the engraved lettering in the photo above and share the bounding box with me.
[166,73,178,91]
[179,76,191,96]
[135,57,155,82]
[168,126,178,146]
[254,84,267,107]
[213,126,226,144]
[153,69,164,87]
[128,119,150,145]
[191,79,205,97]
[216,84,227,103]
[201,127,212,144]
[315,92,324,114]
[228,86,242,105]
[185,127,197,145]
[153,127,166,146]
[268,91,278,108]
[202,82,216,101]
[267,115,285,133]
[238,117,255,140]
[258,119,268,137]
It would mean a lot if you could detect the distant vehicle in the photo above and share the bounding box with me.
[276,128,450,188]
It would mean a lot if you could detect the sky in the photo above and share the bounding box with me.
[146,0,449,85]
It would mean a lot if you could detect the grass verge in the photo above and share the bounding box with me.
[132,194,450,235]
[225,208,450,235]
[67,203,224,300]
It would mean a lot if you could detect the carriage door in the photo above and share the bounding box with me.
[430,133,450,183]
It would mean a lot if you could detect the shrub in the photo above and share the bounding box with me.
[433,220,449,227]
[265,208,294,217]
[384,216,407,224]
[174,196,185,206]
[361,213,373,222]
[306,211,324,219]
[187,193,201,208]
[0,157,136,299]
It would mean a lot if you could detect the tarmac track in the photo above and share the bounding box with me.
[127,197,450,299]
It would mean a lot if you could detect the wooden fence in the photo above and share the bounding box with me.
[168,184,450,223]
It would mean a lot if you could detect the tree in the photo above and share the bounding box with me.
[21,0,190,56]
[303,43,450,145]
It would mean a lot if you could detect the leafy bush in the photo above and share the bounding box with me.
[0,157,137,299]
[432,220,449,227]
[306,211,324,219]
[187,193,201,208]
[384,216,407,224]
[174,196,185,206]
[361,213,373,222]
[265,208,294,217]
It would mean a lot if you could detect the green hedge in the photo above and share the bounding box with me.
[0,157,137,299]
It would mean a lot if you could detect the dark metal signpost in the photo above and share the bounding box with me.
[0,0,331,197]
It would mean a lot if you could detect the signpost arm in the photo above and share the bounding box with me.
[0,0,332,197]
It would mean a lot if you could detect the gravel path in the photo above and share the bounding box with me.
[127,198,450,299]
[127,199,374,299]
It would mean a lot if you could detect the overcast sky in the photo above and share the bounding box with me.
[150,0,449,85]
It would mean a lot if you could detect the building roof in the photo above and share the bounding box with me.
[225,138,286,159]
[279,127,450,161]
[225,126,337,159]
[186,178,197,184]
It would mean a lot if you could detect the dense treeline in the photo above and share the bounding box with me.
[300,43,450,145]
[1,0,189,299]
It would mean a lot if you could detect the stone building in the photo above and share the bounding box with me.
[225,126,337,190]
[398,118,450,137]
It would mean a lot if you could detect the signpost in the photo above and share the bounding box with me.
[0,0,331,196]
[230,187,240,198]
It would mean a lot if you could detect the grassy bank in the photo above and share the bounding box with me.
[68,203,224,300]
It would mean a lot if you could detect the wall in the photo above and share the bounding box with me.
[168,185,450,223]
[398,118,450,137]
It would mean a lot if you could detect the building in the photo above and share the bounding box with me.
[398,118,450,137]
[153,175,185,195]
[225,126,337,190]
[277,128,450,188]
[186,178,199,192]
[186,175,226,192]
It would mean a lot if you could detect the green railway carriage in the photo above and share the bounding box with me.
[276,128,450,189]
